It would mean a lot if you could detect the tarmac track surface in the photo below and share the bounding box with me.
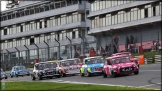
[4,64,161,90]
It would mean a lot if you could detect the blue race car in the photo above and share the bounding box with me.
[10,66,30,78]
[80,56,105,77]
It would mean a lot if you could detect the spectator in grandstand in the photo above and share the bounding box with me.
[90,47,95,57]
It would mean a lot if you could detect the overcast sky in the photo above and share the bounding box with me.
[1,1,7,11]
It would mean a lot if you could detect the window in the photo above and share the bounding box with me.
[72,31,75,39]
[45,34,51,42]
[44,5,49,11]
[44,20,47,28]
[120,11,124,23]
[40,6,44,12]
[60,1,66,7]
[57,16,61,25]
[13,40,16,47]
[137,7,141,20]
[20,11,25,16]
[30,38,34,45]
[99,15,104,27]
[67,0,72,6]
[144,8,148,18]
[50,3,55,10]
[30,8,34,14]
[100,1,103,10]
[111,13,115,25]
[4,29,7,35]
[61,14,66,25]
[59,33,63,41]
[55,2,60,8]
[67,13,72,23]
[130,8,134,21]
[51,32,55,42]
[126,9,131,21]
[106,14,111,26]
[25,9,30,15]
[72,12,78,23]
[8,14,11,19]
[16,11,20,18]
[35,7,40,13]
[62,31,66,40]
[91,3,94,11]
[52,17,56,26]
[20,25,23,32]
[96,1,99,11]
[152,6,156,16]
[72,0,78,4]
[1,29,4,36]
[75,30,79,38]
[91,17,95,28]
[81,13,85,21]
[12,13,15,19]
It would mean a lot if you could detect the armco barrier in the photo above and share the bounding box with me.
[155,55,161,63]
[144,58,153,64]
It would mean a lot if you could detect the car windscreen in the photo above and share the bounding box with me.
[14,66,26,70]
[112,57,130,64]
[36,63,46,70]
[46,62,57,68]
[66,59,81,65]
[85,58,104,64]
[19,66,26,70]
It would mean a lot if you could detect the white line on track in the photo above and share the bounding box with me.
[140,70,161,72]
[46,80,160,90]
[139,83,161,87]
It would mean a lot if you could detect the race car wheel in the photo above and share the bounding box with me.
[134,70,139,75]
[87,72,92,77]
[16,74,18,77]
[5,76,7,79]
[10,75,13,78]
[32,76,36,80]
[80,71,85,77]
[102,71,107,78]
[38,75,42,80]
[112,72,117,78]
[27,74,30,76]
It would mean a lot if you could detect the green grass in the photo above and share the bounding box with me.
[1,82,153,90]
[132,51,161,58]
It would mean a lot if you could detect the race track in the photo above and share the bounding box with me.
[4,64,161,90]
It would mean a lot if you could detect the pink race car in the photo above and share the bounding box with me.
[102,55,139,78]
[111,52,139,68]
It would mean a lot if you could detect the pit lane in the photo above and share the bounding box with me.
[4,64,161,90]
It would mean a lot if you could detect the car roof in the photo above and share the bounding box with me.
[35,62,47,65]
[59,58,80,62]
[13,66,25,67]
[113,52,131,55]
[46,61,58,63]
[106,55,128,60]
[84,56,102,60]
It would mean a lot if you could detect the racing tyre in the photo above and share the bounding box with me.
[27,74,30,76]
[16,74,18,77]
[80,71,84,77]
[103,71,107,78]
[38,75,42,80]
[87,72,92,77]
[112,72,117,78]
[5,76,7,79]
[134,70,139,75]
[32,76,36,80]
[10,75,13,78]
